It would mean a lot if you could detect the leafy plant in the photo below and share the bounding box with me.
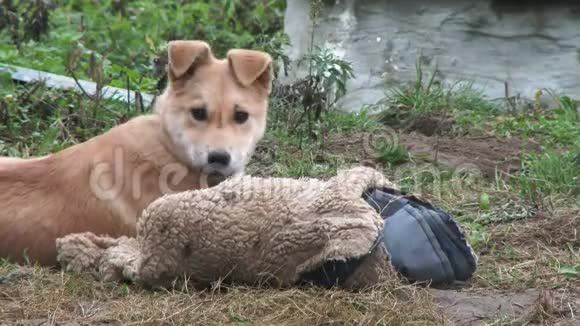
[289,46,355,137]
[272,45,355,144]
[461,221,491,251]
[0,0,53,43]
[0,1,287,94]
[300,46,355,108]
[557,243,580,278]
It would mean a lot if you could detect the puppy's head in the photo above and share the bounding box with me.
[155,40,272,177]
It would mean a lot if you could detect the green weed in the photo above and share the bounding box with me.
[0,78,140,157]
[556,243,579,278]
[494,99,579,148]
[285,46,355,138]
[515,150,580,199]
[460,220,491,252]
[375,60,499,134]
[386,60,496,115]
[375,141,409,168]
[323,107,381,133]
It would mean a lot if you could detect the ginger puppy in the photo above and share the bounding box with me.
[0,40,273,267]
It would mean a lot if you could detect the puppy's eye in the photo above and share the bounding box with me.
[191,107,208,121]
[233,111,249,124]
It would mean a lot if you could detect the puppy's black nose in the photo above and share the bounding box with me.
[207,151,231,166]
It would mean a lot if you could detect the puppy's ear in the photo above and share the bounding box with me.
[227,49,273,94]
[167,40,211,80]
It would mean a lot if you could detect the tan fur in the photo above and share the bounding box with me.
[55,166,399,289]
[0,40,273,267]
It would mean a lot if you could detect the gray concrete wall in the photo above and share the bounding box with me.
[280,0,580,112]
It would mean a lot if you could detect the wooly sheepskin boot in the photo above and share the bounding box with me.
[55,166,477,289]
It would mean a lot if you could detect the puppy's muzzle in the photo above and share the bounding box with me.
[207,150,231,167]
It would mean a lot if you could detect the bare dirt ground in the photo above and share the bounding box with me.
[398,132,541,180]
[344,113,542,180]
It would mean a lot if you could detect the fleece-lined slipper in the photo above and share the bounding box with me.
[363,187,478,284]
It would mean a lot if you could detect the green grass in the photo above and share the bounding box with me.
[375,61,579,148]
[516,150,580,199]
[374,141,410,168]
[375,61,499,130]
[494,102,580,148]
[0,76,141,157]
[324,107,382,133]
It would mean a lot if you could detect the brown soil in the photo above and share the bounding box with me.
[399,131,542,179]
[316,128,541,181]
[401,114,455,137]
[252,111,542,182]
[373,113,541,179]
[430,288,545,325]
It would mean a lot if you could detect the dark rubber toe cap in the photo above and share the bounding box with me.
[364,187,477,284]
